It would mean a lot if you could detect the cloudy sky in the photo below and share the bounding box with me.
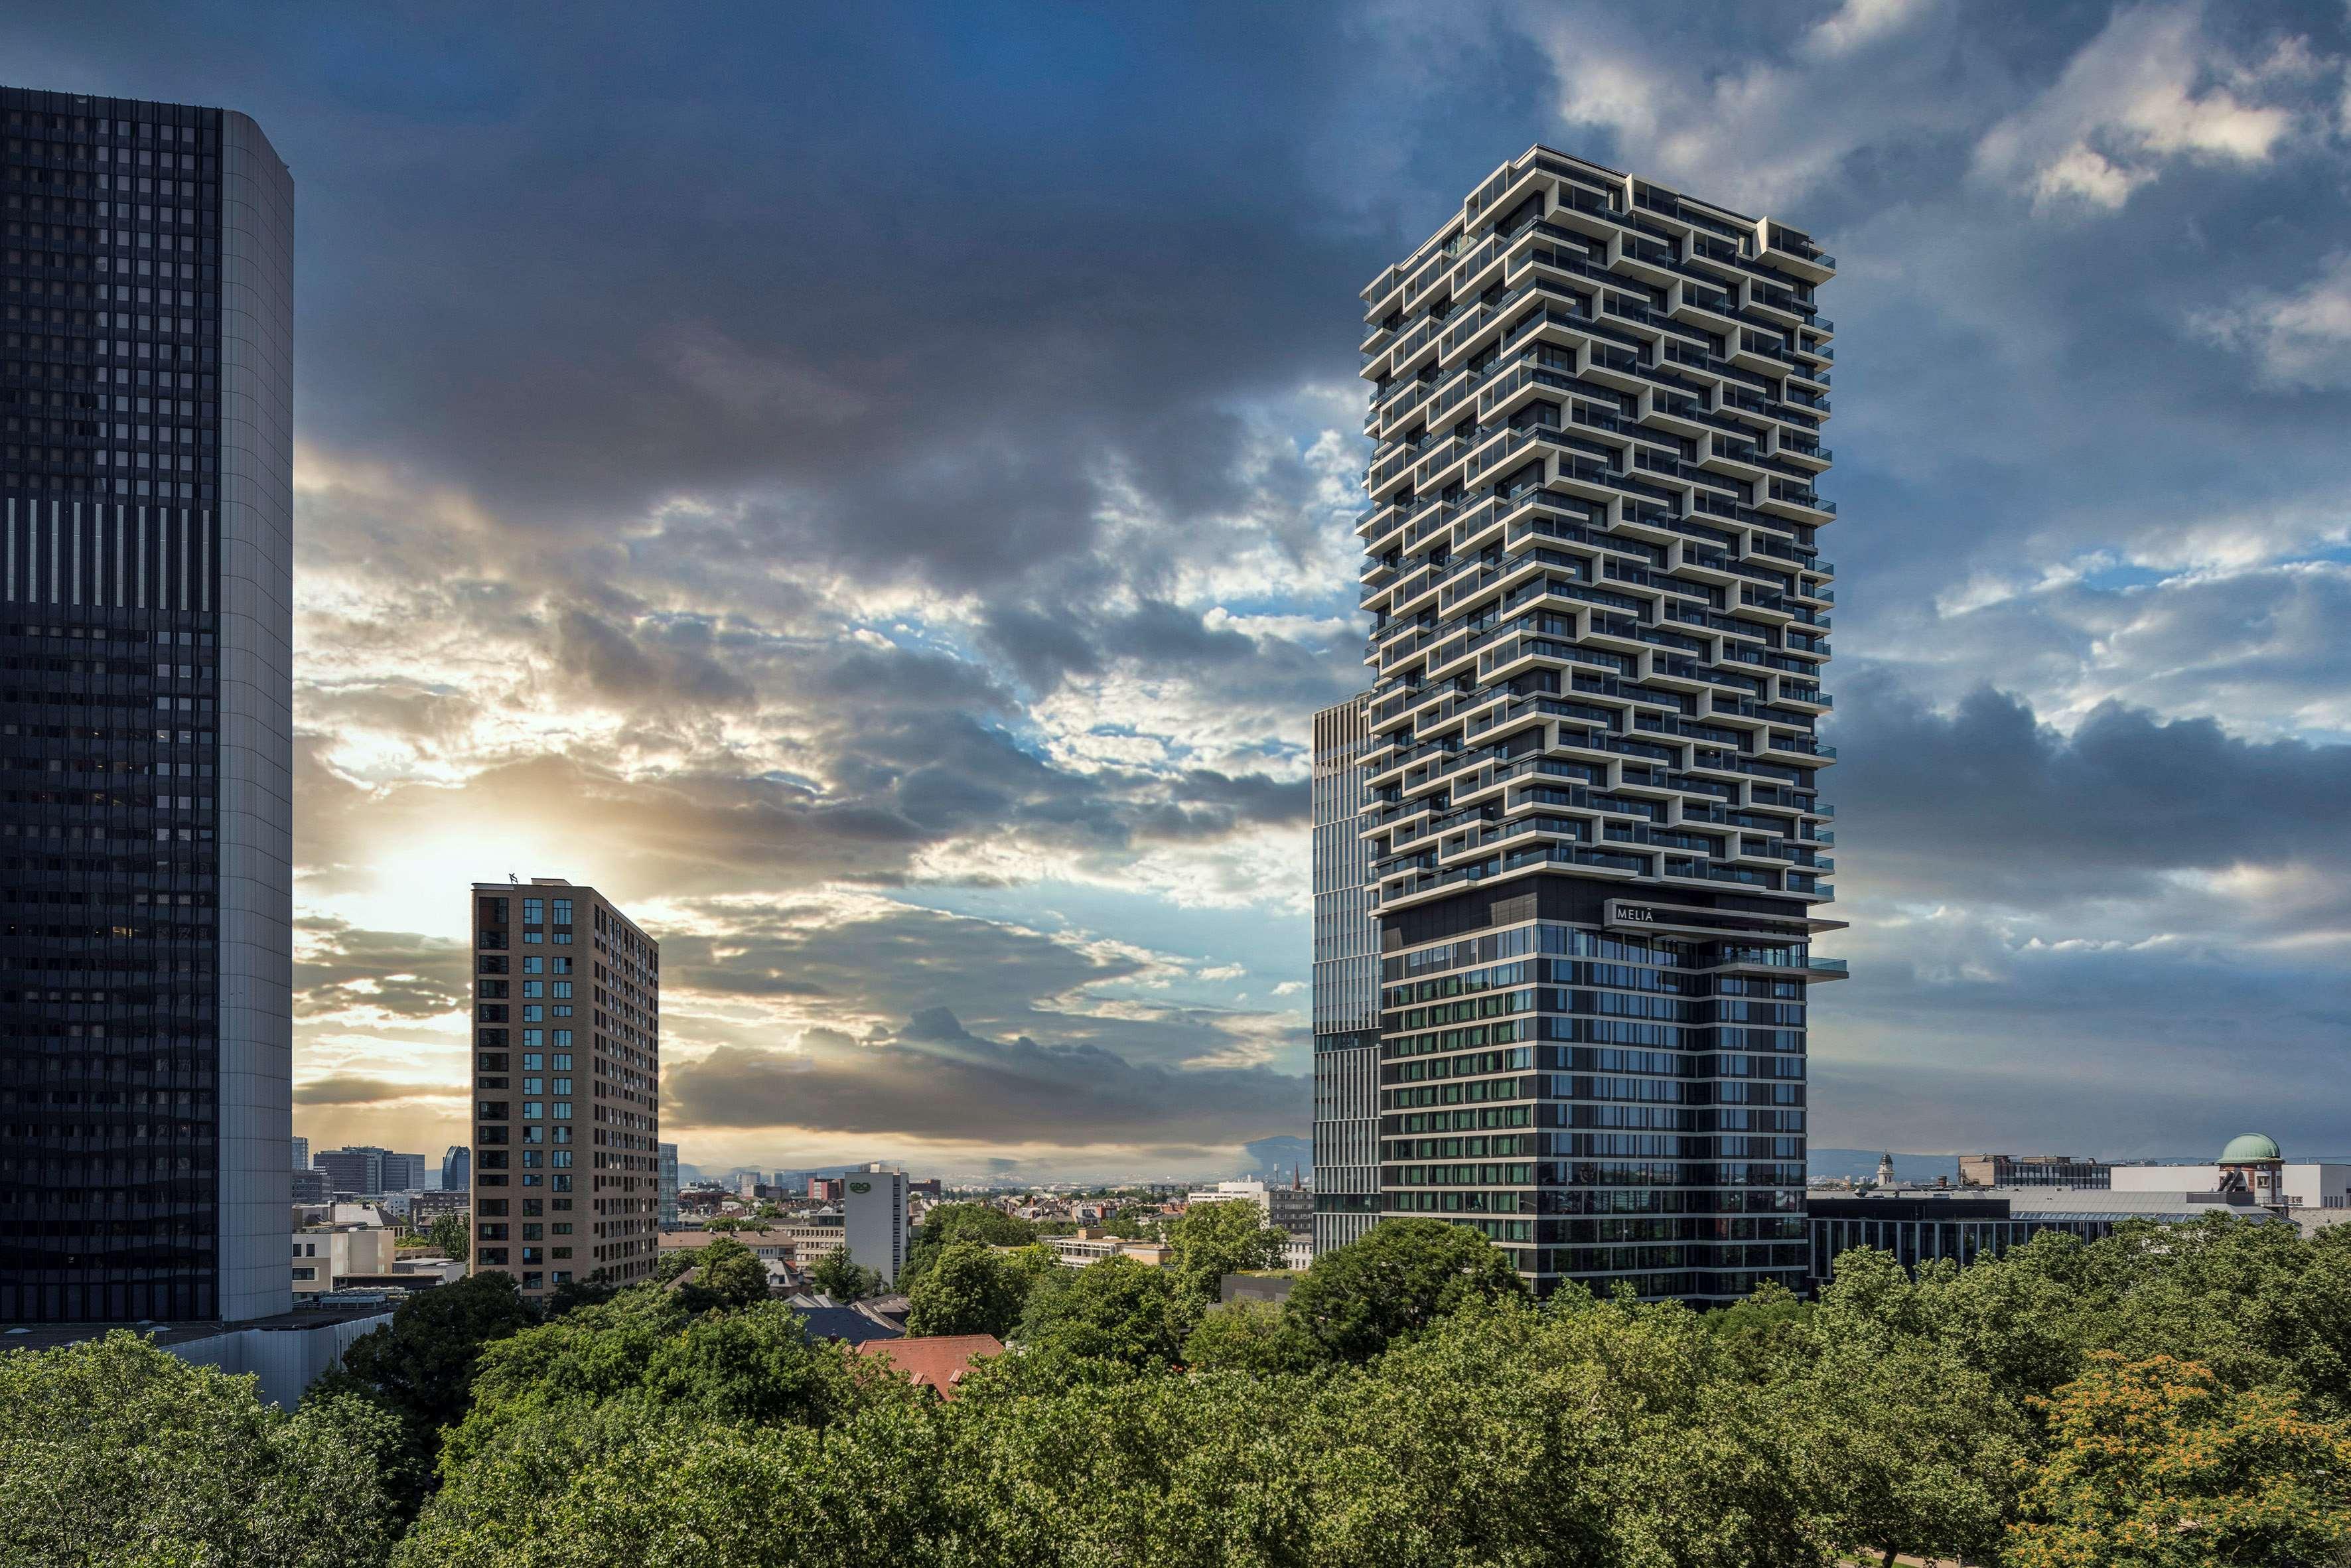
[17,0,2351,1178]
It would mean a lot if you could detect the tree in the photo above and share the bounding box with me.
[2010,1351,2351,1567]
[1181,1299,1326,1374]
[1017,1256,1181,1369]
[309,1270,535,1521]
[904,1240,1028,1338]
[1284,1218,1525,1362]
[678,1236,774,1311]
[426,1209,470,1263]
[0,1330,401,1567]
[1165,1201,1287,1302]
[809,1249,883,1303]
[900,1202,1038,1292]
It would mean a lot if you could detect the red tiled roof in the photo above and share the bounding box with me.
[853,1333,1003,1398]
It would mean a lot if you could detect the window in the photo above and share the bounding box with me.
[523,957,543,974]
[523,1005,543,1023]
[553,1102,572,1120]
[553,899,572,924]
[551,1053,572,1070]
[293,1266,317,1281]
[523,1029,543,1048]
[522,981,543,998]
[522,1053,543,1071]
[522,1102,543,1119]
[523,898,543,923]
[552,1030,573,1047]
[551,1078,572,1095]
[522,1077,543,1094]
[551,982,572,999]
[552,957,572,974]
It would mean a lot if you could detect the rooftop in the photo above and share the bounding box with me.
[854,1334,1003,1399]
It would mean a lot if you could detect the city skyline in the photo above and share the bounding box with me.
[6,2,2350,1182]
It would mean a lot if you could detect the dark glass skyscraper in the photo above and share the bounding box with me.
[1354,147,1845,1303]
[0,88,294,1323]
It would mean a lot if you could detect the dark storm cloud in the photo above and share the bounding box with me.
[665,1006,1304,1146]
[294,917,468,1021]
[1833,677,2351,910]
[293,1075,463,1106]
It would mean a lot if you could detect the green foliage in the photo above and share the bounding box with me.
[903,1239,1028,1338]
[425,1210,470,1263]
[1285,1216,1527,1362]
[676,1235,773,1311]
[899,1202,1037,1293]
[1180,1298,1328,1374]
[2011,1350,2351,1567]
[309,1271,534,1522]
[1018,1255,1182,1370]
[809,1249,884,1303]
[0,1330,401,1567]
[1164,1200,1286,1304]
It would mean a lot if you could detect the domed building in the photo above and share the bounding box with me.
[2216,1133,2286,1203]
[2104,1133,2350,1220]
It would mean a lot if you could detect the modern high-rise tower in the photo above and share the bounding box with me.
[0,89,294,1324]
[469,879,660,1303]
[1352,147,1845,1302]
[1310,695,1379,1254]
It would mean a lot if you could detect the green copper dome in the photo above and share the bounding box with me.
[2220,1133,2283,1163]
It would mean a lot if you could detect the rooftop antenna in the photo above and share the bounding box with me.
[509,873,519,884]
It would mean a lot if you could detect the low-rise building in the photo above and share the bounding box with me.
[291,1202,400,1296]
[1958,1153,2111,1189]
[1044,1231,1172,1269]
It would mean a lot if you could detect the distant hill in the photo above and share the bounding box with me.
[1243,1136,1312,1182]
[1809,1148,1961,1185]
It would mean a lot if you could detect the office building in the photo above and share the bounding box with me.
[1311,696,1382,1255]
[658,1141,678,1226]
[0,89,294,1324]
[289,1167,326,1204]
[468,878,658,1303]
[441,1144,469,1192]
[1807,1194,2143,1289]
[311,1145,386,1196]
[1957,1153,2109,1189]
[2105,1134,2351,1212]
[841,1163,908,1284]
[378,1150,427,1192]
[1353,147,1843,1302]
[289,1135,307,1172]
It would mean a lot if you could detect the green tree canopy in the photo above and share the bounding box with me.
[0,1330,401,1568]
[2011,1350,2351,1567]
[425,1210,470,1263]
[1017,1255,1181,1370]
[900,1202,1038,1292]
[1181,1298,1327,1375]
[678,1235,774,1311]
[904,1240,1029,1338]
[309,1270,534,1521]
[1283,1217,1526,1362]
[809,1250,884,1303]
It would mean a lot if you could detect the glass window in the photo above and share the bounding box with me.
[522,1006,543,1022]
[522,1029,542,1047]
[553,1102,571,1119]
[523,898,543,922]
[523,957,543,974]
[521,1053,543,1071]
[522,1078,543,1094]
[551,982,571,998]
[553,900,572,924]
[552,957,572,974]
[551,1078,571,1094]
[551,1053,572,1070]
[522,1102,543,1120]
[522,981,543,998]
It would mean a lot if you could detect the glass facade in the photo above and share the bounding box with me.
[0,88,293,1323]
[1354,147,1843,1303]
[1310,695,1380,1254]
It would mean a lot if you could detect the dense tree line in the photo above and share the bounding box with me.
[5,1211,2351,1565]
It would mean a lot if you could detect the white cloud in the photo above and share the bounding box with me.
[2194,250,2351,389]
[1971,3,2320,213]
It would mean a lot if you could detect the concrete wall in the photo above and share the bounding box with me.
[165,1311,391,1409]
